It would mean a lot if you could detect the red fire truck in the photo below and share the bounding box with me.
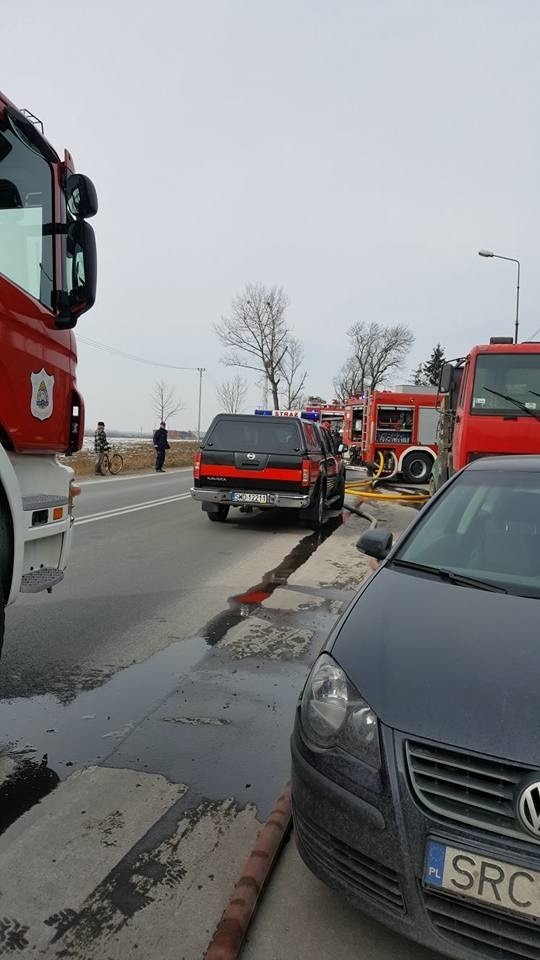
[432,338,540,490]
[304,401,345,434]
[0,91,97,650]
[361,387,439,482]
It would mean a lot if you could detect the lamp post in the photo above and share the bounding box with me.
[478,250,521,344]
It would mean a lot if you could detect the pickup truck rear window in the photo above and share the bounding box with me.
[204,419,304,454]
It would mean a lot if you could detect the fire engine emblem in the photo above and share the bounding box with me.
[30,369,55,421]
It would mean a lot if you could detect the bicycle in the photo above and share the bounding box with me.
[99,446,124,476]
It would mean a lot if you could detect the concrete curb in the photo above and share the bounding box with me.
[203,784,293,960]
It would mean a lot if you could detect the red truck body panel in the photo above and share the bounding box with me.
[362,389,439,465]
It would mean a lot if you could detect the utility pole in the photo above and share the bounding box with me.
[197,367,205,441]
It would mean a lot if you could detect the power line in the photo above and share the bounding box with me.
[78,336,202,371]
[78,335,206,439]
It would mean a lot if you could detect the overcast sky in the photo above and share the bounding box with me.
[4,1,540,431]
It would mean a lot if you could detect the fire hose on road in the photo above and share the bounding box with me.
[344,451,431,504]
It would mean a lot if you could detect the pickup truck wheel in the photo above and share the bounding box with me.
[401,451,433,484]
[0,582,4,658]
[207,505,230,522]
[306,482,326,531]
[334,474,346,509]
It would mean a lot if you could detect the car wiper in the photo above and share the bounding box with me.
[529,390,540,400]
[391,558,508,593]
[482,386,540,421]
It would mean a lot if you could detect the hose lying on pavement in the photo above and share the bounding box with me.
[344,451,431,504]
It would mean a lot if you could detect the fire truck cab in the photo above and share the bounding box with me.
[0,91,97,650]
[362,387,439,483]
[432,339,540,490]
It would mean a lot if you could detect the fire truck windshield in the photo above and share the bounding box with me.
[471,353,540,418]
[0,115,54,308]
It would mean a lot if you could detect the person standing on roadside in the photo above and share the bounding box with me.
[94,420,109,475]
[153,421,170,472]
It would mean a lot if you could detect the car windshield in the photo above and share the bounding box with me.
[204,419,304,454]
[394,467,540,598]
[471,354,540,418]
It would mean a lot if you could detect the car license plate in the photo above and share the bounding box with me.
[425,840,540,920]
[230,492,269,504]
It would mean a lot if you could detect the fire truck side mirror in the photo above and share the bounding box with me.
[439,362,455,394]
[55,220,97,329]
[357,528,393,561]
[65,173,98,219]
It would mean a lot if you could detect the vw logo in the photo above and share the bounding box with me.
[518,781,540,838]
[246,453,256,460]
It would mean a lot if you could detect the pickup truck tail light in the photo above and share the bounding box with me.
[301,458,310,487]
[194,450,202,479]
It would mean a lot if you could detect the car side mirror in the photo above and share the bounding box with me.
[357,528,393,561]
[65,173,98,219]
[55,220,97,329]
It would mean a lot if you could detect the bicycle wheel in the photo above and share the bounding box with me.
[109,453,124,475]
[99,453,110,476]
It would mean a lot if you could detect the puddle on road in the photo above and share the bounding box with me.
[0,513,343,827]
[204,513,343,645]
[0,757,60,835]
[0,634,208,785]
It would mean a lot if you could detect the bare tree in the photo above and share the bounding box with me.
[215,283,290,409]
[151,380,184,423]
[334,321,414,399]
[216,375,248,414]
[333,356,366,403]
[279,338,307,409]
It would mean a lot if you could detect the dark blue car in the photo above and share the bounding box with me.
[292,456,540,960]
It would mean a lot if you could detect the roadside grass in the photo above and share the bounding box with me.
[62,441,199,477]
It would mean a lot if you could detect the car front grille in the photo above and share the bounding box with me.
[406,740,539,844]
[293,805,405,914]
[425,890,540,959]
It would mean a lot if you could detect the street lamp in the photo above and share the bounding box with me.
[478,250,521,344]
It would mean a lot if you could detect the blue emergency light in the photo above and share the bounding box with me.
[254,409,320,421]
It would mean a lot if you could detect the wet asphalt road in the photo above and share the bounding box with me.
[0,467,338,818]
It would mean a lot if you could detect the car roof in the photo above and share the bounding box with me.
[466,455,540,473]
[209,414,307,425]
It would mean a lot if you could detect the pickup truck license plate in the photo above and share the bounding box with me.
[425,840,540,920]
[230,492,269,504]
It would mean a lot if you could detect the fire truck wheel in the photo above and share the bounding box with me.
[401,451,433,484]
[207,505,230,522]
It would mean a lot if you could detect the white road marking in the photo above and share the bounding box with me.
[76,493,192,525]
[79,467,192,487]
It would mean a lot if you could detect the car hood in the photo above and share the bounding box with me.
[332,567,540,766]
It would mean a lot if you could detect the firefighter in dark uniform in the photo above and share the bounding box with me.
[153,421,170,472]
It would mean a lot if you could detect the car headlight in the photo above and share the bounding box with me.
[301,653,381,769]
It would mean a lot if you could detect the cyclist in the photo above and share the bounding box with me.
[94,420,109,475]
